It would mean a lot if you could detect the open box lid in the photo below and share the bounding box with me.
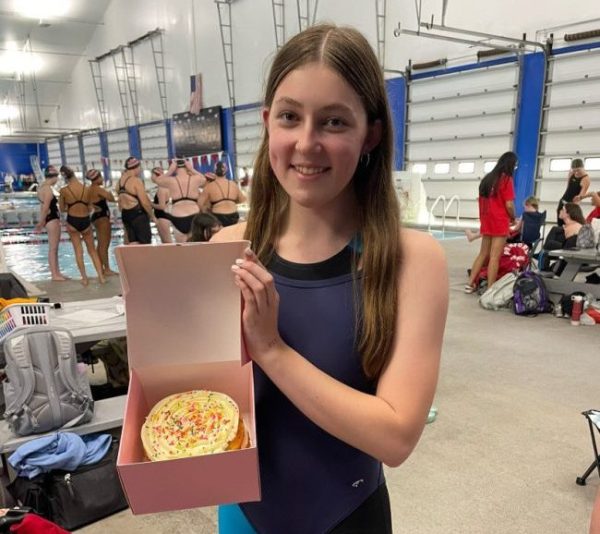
[116,241,250,369]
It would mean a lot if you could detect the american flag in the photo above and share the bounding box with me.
[189,74,203,114]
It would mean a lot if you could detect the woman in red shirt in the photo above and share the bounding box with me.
[466,151,517,292]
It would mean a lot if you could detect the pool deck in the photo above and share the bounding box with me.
[37,274,122,303]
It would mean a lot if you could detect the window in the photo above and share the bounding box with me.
[549,158,571,172]
[458,162,475,174]
[585,157,600,171]
[434,163,450,174]
[412,163,427,174]
[484,161,496,173]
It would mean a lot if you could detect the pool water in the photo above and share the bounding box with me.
[3,226,465,283]
[4,239,125,281]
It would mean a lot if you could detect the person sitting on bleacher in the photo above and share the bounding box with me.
[540,202,585,272]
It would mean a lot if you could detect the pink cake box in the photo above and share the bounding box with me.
[115,241,260,515]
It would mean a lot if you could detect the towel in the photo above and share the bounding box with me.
[8,432,112,479]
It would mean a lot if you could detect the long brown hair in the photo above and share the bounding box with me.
[244,24,402,380]
[563,202,585,225]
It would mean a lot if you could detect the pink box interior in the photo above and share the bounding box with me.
[115,242,261,514]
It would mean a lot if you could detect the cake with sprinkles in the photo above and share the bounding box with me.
[141,390,249,461]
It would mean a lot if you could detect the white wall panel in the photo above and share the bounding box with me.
[139,123,169,162]
[63,137,82,169]
[409,114,513,140]
[106,129,130,175]
[408,137,512,161]
[46,139,62,166]
[82,133,102,169]
[234,107,262,170]
[407,63,518,220]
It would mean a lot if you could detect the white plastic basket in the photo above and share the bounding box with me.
[0,303,52,342]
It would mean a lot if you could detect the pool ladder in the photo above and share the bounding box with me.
[427,195,461,236]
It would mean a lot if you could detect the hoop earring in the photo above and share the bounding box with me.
[360,152,371,167]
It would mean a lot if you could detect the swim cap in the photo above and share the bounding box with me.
[85,169,101,181]
[125,156,140,170]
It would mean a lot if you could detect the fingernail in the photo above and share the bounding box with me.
[231,265,240,271]
[244,248,254,257]
[235,259,244,266]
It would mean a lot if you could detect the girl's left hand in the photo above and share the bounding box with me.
[232,249,284,364]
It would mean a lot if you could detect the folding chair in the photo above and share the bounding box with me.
[521,210,546,269]
[576,409,600,486]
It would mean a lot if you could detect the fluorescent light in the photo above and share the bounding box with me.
[0,50,43,74]
[0,105,19,121]
[412,163,427,174]
[12,0,70,19]
[434,163,450,174]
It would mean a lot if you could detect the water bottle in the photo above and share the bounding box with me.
[571,295,584,326]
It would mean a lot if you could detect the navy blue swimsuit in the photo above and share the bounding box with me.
[239,244,391,534]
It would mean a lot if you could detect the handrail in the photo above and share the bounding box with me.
[444,195,461,236]
[428,195,446,233]
[427,194,462,236]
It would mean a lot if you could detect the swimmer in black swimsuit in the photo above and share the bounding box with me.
[35,166,68,281]
[59,166,105,286]
[199,161,246,227]
[117,157,154,245]
[86,169,118,276]
[150,167,173,243]
[151,158,205,242]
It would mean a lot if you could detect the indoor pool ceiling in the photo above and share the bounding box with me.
[0,0,111,141]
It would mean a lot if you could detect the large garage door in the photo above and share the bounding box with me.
[139,122,169,168]
[62,136,82,175]
[82,132,102,171]
[406,61,519,219]
[106,129,130,182]
[536,45,600,221]
[46,138,62,167]
[234,106,262,178]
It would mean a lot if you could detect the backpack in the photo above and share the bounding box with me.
[576,224,596,249]
[479,272,517,310]
[3,326,94,436]
[512,271,552,316]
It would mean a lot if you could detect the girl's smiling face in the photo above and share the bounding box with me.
[263,62,380,209]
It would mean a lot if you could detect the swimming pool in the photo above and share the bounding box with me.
[3,239,124,282]
[2,226,465,283]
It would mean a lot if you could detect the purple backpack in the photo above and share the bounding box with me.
[512,271,551,316]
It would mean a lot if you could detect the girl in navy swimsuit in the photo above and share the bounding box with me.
[86,169,118,276]
[35,166,67,281]
[58,166,105,286]
[213,24,448,534]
